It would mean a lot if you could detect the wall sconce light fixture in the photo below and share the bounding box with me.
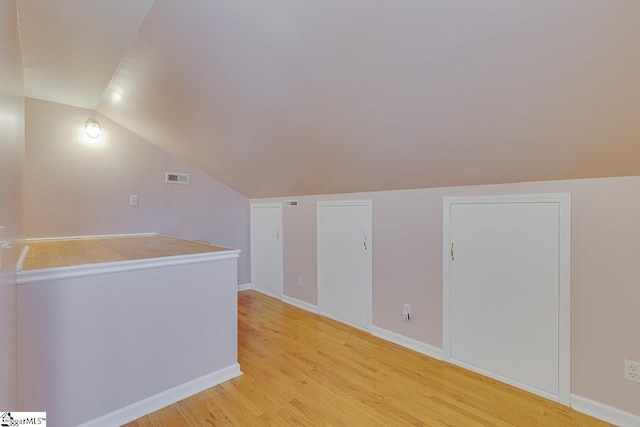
[85,117,101,139]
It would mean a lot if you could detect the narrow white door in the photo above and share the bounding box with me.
[318,201,372,330]
[251,203,283,299]
[444,195,570,404]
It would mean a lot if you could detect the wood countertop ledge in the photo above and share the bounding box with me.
[16,234,240,285]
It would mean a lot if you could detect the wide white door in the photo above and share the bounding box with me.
[444,195,570,404]
[251,203,283,299]
[318,201,372,330]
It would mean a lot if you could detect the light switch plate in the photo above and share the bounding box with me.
[0,226,5,270]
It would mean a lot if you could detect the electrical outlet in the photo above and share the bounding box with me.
[402,304,411,322]
[625,360,640,383]
[298,276,304,287]
[130,195,139,206]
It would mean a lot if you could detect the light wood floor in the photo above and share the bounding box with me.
[127,291,610,426]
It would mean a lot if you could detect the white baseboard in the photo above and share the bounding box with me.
[282,295,319,313]
[370,326,443,360]
[571,394,640,427]
[251,287,283,300]
[237,283,252,291]
[319,311,370,332]
[77,363,242,427]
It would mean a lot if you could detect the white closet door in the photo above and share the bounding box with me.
[318,201,372,330]
[251,203,283,299]
[445,197,569,402]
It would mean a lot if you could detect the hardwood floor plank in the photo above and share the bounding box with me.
[126,291,610,426]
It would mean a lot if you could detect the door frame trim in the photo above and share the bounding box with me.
[442,193,571,405]
[250,202,283,300]
[317,200,373,331]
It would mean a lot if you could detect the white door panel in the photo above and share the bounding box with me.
[442,193,571,405]
[447,199,563,397]
[318,202,371,329]
[251,204,282,299]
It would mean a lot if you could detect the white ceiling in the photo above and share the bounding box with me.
[17,0,154,109]
[16,0,640,197]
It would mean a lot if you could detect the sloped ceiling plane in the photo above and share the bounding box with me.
[17,0,640,198]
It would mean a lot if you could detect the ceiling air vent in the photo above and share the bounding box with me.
[165,172,190,184]
[283,200,299,207]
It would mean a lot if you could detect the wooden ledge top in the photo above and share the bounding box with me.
[21,235,232,271]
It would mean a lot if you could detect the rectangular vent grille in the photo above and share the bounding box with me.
[283,200,299,207]
[165,172,190,184]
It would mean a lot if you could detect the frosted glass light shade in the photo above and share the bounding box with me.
[85,118,101,139]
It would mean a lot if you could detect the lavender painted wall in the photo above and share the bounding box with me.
[18,256,239,425]
[253,175,640,417]
[24,98,250,284]
[0,0,24,409]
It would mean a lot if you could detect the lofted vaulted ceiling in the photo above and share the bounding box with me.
[17,0,154,109]
[16,0,640,198]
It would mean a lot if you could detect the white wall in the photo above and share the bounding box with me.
[253,175,640,418]
[24,98,251,284]
[0,0,24,409]
[18,256,240,425]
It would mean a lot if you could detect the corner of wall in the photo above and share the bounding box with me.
[0,0,25,409]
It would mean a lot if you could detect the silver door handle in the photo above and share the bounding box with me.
[276,230,280,240]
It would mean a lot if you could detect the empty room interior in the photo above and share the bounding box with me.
[1,0,640,426]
